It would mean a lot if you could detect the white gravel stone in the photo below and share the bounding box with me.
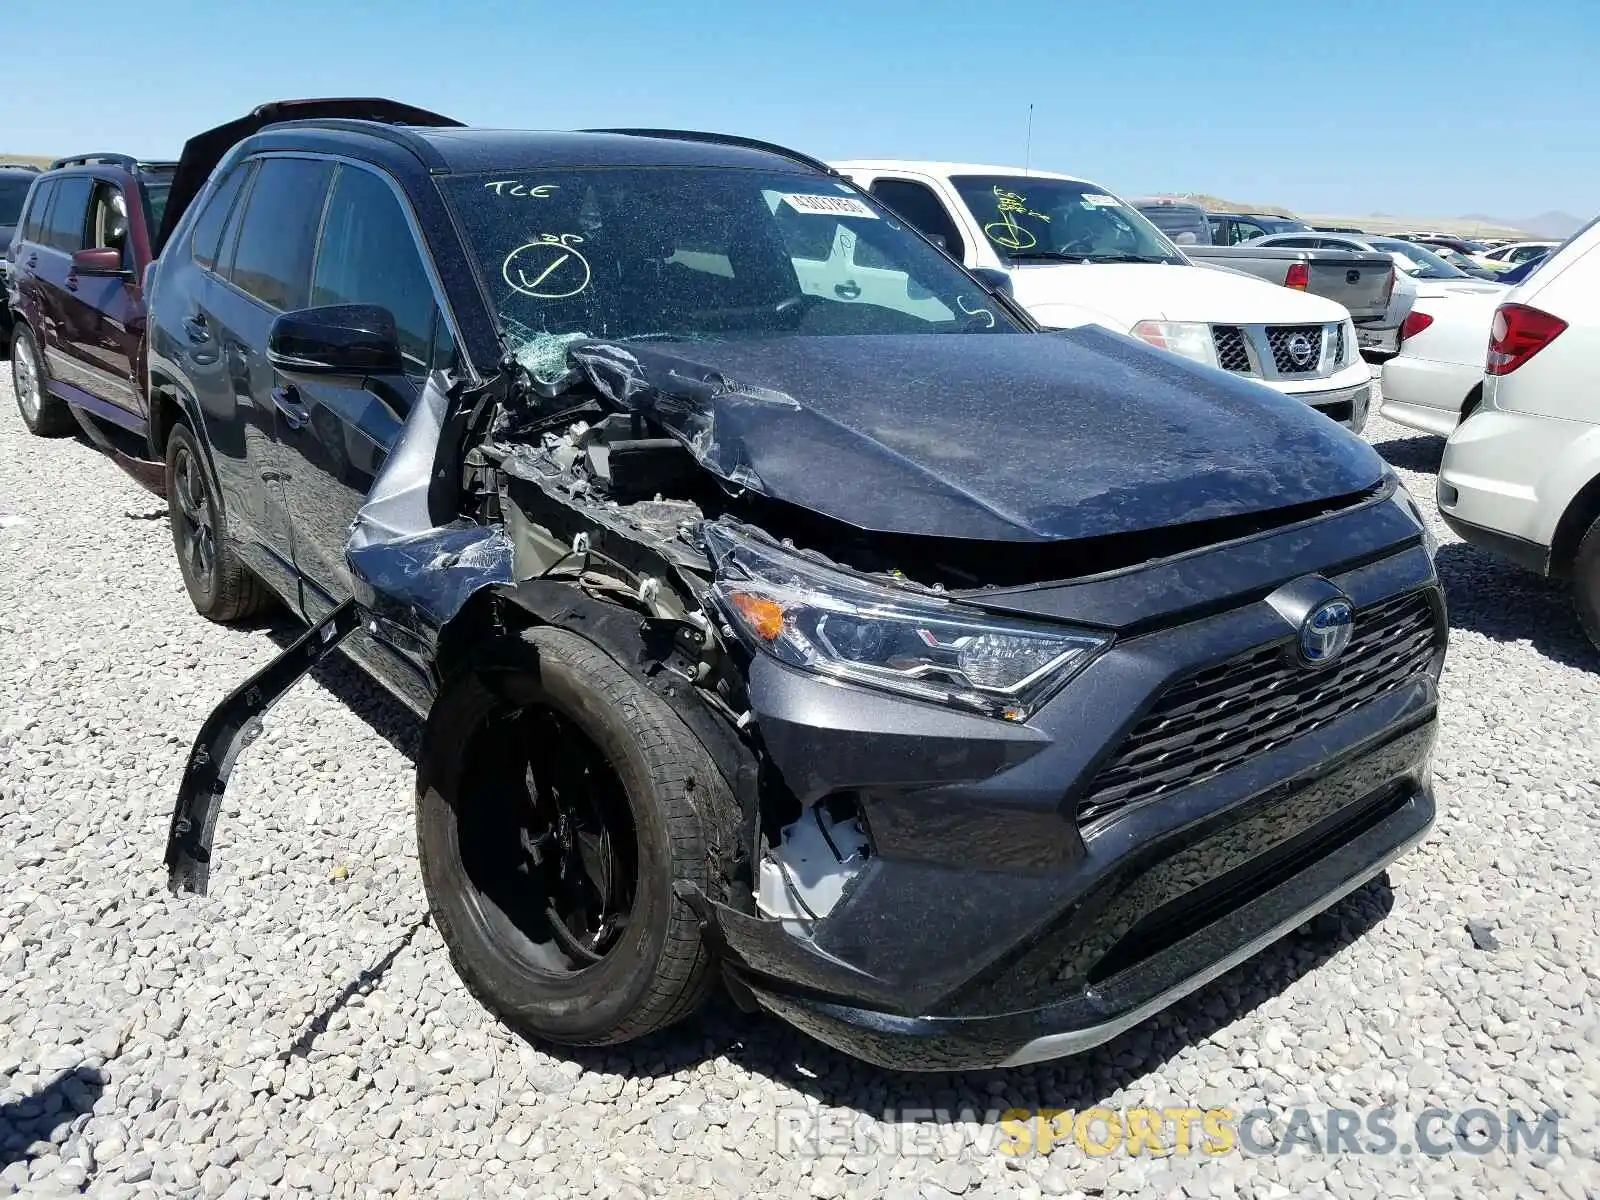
[1,377,1597,1198]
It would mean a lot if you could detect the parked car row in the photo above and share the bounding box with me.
[6,99,1449,1071]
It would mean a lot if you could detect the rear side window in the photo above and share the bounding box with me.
[20,180,54,242]
[868,179,966,260]
[189,163,250,272]
[311,165,439,369]
[225,158,334,311]
[43,176,93,252]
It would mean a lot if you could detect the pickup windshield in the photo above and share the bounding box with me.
[1371,237,1472,280]
[949,176,1184,266]
[438,168,1020,348]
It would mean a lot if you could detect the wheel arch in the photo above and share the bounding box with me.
[146,370,201,460]
[1550,471,1600,579]
[429,580,758,860]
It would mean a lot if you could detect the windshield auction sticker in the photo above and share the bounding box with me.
[781,193,878,219]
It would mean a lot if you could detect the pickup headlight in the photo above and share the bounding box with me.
[704,523,1107,721]
[1131,320,1219,368]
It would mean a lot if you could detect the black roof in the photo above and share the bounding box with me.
[404,128,825,175]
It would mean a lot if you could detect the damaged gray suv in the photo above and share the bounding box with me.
[149,101,1446,1070]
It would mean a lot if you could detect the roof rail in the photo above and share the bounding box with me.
[48,152,178,172]
[583,128,839,177]
[0,162,42,172]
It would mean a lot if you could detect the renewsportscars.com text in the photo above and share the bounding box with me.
[775,1106,1560,1159]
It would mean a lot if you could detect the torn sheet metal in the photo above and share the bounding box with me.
[346,369,513,634]
[349,370,452,549]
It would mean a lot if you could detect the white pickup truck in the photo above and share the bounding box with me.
[832,161,1375,430]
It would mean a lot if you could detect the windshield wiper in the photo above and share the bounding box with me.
[1006,251,1091,263]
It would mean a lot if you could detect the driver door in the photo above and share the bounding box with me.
[274,162,451,615]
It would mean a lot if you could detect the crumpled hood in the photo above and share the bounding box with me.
[568,330,1384,544]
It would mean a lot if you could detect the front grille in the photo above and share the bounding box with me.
[1078,590,1440,825]
[1213,325,1251,372]
[1266,325,1324,374]
[1333,322,1347,365]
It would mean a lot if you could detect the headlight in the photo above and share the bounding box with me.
[704,524,1108,721]
[1390,473,1438,558]
[1131,320,1219,368]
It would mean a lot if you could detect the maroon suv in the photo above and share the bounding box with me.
[6,153,173,457]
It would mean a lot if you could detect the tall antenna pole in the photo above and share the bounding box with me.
[1024,104,1035,176]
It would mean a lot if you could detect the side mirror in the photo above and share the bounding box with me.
[71,247,127,276]
[970,267,1014,297]
[267,304,404,379]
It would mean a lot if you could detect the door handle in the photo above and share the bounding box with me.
[271,386,311,430]
[183,312,210,343]
[834,280,862,300]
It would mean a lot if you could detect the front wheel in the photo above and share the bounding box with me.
[417,626,740,1047]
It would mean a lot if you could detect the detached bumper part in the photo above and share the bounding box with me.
[165,601,362,894]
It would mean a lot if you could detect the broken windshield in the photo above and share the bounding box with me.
[438,168,1020,352]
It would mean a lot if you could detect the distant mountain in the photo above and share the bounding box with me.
[1460,211,1586,239]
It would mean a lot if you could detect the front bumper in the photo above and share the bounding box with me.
[749,759,1433,1070]
[1275,374,1373,432]
[694,495,1442,1069]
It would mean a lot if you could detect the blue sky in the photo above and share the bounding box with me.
[3,0,1594,220]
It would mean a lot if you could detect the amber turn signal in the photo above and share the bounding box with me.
[729,591,785,641]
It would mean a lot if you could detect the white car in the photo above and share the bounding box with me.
[1437,215,1600,646]
[832,161,1374,429]
[1378,290,1504,435]
[1473,240,1559,270]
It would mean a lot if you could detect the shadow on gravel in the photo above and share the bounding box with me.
[1370,433,1445,474]
[0,1068,104,1168]
[1434,544,1599,671]
[284,915,432,1063]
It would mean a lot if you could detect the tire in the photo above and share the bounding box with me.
[165,422,270,622]
[10,325,74,437]
[417,625,740,1047]
[1573,515,1600,653]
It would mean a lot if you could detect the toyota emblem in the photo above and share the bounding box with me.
[1286,333,1315,367]
[1299,598,1354,667]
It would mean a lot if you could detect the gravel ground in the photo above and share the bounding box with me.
[2,375,1598,1200]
